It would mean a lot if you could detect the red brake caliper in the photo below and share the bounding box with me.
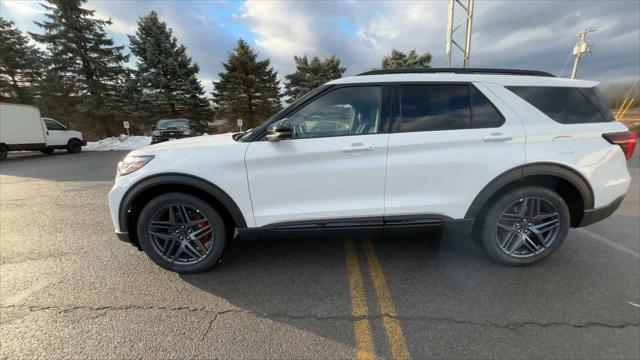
[194,212,211,245]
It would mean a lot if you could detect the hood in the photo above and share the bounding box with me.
[131,133,238,155]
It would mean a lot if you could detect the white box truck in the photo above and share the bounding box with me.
[0,103,86,160]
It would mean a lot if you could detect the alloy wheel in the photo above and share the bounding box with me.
[147,204,214,265]
[495,197,561,258]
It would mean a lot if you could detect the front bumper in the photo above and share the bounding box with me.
[151,134,190,144]
[579,195,624,227]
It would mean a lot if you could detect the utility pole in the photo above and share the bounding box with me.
[570,28,596,79]
[445,0,475,68]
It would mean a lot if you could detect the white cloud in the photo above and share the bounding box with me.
[242,1,448,77]
[2,0,637,86]
[1,0,44,36]
[242,0,639,82]
[2,0,42,16]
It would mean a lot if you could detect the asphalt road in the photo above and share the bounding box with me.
[1,149,638,359]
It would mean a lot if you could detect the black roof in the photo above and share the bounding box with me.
[357,68,555,77]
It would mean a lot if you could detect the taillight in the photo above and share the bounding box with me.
[603,131,637,160]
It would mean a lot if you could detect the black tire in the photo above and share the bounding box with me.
[477,186,570,266]
[41,148,55,154]
[67,139,82,153]
[0,146,7,160]
[137,192,226,273]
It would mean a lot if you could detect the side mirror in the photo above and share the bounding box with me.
[266,118,293,141]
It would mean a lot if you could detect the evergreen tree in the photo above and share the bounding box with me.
[283,55,345,103]
[381,49,432,69]
[0,18,44,103]
[127,11,211,131]
[30,0,128,137]
[213,39,281,128]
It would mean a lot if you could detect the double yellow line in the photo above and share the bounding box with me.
[345,239,411,360]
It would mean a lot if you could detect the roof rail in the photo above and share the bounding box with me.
[357,68,555,77]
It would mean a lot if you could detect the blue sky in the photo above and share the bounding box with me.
[1,0,639,95]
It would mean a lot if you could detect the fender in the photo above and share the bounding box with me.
[118,173,248,235]
[464,162,594,219]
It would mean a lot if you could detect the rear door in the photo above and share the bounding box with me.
[245,85,390,227]
[384,82,526,220]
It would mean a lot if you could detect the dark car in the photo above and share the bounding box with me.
[151,118,194,144]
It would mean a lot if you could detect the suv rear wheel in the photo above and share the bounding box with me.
[478,186,570,265]
[137,193,226,273]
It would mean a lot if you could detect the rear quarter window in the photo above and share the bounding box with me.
[470,85,505,128]
[507,86,614,124]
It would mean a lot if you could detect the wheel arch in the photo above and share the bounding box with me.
[119,173,248,245]
[465,163,594,227]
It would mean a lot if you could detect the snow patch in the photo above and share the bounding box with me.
[84,135,150,151]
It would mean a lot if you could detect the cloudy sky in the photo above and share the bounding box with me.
[1,0,638,94]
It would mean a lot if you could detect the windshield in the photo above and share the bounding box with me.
[156,119,190,129]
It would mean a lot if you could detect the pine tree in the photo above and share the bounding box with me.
[30,0,128,137]
[283,55,345,103]
[127,11,211,131]
[0,18,44,103]
[213,39,281,128]
[381,49,432,69]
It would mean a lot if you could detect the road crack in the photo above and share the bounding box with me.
[1,304,637,331]
[201,314,218,341]
[0,252,78,266]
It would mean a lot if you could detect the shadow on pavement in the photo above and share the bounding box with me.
[178,230,463,347]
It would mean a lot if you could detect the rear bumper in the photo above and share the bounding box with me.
[579,196,624,227]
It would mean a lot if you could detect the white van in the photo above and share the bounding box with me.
[0,103,86,160]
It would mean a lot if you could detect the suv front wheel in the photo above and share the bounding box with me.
[137,193,226,273]
[478,186,570,265]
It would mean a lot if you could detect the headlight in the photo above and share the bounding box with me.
[183,129,191,135]
[117,155,154,176]
[152,130,160,136]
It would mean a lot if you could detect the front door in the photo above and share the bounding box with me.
[43,118,68,146]
[245,85,390,227]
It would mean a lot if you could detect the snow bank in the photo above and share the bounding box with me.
[84,135,150,151]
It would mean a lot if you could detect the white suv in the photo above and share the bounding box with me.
[109,68,637,273]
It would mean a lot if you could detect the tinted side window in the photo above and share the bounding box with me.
[288,86,382,139]
[470,85,505,128]
[507,86,611,124]
[394,85,471,132]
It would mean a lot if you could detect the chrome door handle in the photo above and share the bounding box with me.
[483,133,513,142]
[341,143,374,153]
